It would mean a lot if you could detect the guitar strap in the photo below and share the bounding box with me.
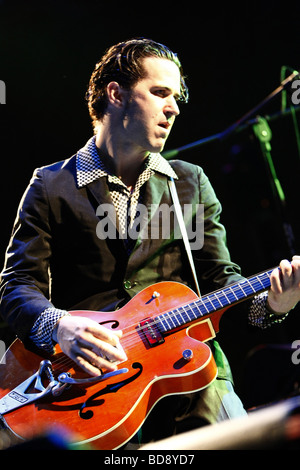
[168,177,201,298]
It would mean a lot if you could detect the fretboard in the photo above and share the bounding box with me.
[156,269,273,333]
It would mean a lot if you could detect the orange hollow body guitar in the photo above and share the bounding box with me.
[0,270,273,449]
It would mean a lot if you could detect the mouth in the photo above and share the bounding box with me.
[158,121,171,130]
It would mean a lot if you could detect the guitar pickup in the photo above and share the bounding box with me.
[139,317,165,347]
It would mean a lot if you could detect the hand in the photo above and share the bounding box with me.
[267,256,300,314]
[54,315,127,376]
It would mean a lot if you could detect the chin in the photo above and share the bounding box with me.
[151,140,166,154]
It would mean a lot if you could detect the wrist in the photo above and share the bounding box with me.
[266,296,292,316]
[266,299,285,316]
[52,313,71,343]
[52,320,60,343]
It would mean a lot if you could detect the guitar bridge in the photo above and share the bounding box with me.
[139,317,165,347]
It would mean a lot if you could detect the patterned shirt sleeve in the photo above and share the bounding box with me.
[249,291,289,329]
[29,307,71,354]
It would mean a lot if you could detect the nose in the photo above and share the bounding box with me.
[165,95,180,118]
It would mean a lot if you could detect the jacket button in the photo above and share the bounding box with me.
[123,280,132,289]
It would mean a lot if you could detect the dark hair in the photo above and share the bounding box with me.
[86,38,189,130]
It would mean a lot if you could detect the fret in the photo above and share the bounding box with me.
[216,292,230,306]
[196,300,210,315]
[230,284,246,299]
[239,280,256,297]
[259,271,272,288]
[173,308,185,326]
[252,278,264,290]
[239,283,247,296]
[177,306,190,324]
[222,290,232,304]
[182,305,197,322]
[155,268,274,334]
[222,287,238,303]
[252,276,265,290]
[163,312,176,330]
[157,315,169,332]
[168,311,180,328]
[248,277,264,292]
[207,294,223,310]
[251,272,272,290]
[202,297,217,312]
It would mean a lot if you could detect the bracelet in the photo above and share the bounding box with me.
[265,299,290,323]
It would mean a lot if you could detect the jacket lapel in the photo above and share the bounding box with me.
[86,178,122,237]
[129,172,170,257]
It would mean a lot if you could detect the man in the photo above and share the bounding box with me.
[1,38,300,445]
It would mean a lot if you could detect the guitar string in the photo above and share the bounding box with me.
[50,273,272,371]
[50,272,272,374]
[118,271,272,339]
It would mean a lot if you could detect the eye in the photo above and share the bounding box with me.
[153,88,168,98]
[151,87,181,104]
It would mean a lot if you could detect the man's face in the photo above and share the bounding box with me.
[121,56,181,155]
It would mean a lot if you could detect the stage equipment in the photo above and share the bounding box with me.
[140,395,300,450]
[281,66,300,159]
[253,116,295,255]
[162,68,300,256]
[162,69,299,159]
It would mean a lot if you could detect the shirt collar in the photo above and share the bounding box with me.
[76,136,178,188]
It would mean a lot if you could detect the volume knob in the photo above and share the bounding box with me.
[182,349,193,361]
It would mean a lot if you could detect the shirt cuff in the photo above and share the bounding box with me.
[29,307,71,354]
[249,291,289,329]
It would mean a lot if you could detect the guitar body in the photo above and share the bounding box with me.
[0,282,226,449]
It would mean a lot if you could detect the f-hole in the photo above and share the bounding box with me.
[99,320,119,329]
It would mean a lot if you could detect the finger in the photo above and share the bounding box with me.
[76,356,103,377]
[84,324,127,361]
[78,346,119,373]
[279,259,294,289]
[69,341,119,376]
[270,266,283,294]
[68,345,104,376]
[94,339,127,364]
[85,322,123,348]
[291,256,300,285]
[76,330,127,364]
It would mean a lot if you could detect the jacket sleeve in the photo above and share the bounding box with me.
[0,168,55,349]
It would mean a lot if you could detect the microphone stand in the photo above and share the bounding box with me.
[252,116,296,256]
[162,70,299,159]
[281,65,300,160]
[162,70,299,256]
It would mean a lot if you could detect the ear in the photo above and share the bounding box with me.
[106,81,127,109]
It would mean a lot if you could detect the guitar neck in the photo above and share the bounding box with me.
[156,268,274,333]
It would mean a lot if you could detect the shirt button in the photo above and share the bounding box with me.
[123,280,132,289]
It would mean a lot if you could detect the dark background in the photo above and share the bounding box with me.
[1,0,300,410]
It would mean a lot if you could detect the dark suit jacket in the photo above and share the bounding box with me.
[0,145,243,376]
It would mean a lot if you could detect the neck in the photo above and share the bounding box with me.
[95,121,149,187]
